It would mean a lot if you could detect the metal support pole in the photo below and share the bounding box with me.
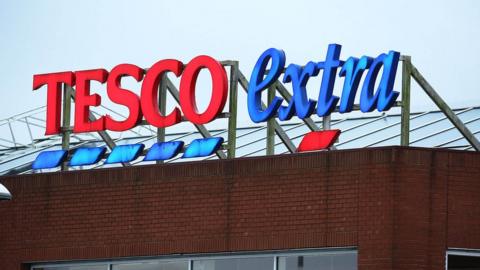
[322,115,331,130]
[165,78,227,159]
[156,73,167,164]
[266,84,275,155]
[400,55,411,146]
[323,115,336,150]
[7,122,17,148]
[68,88,128,166]
[275,82,320,131]
[227,62,239,159]
[237,71,296,153]
[61,84,72,171]
[411,64,480,151]
[25,117,35,147]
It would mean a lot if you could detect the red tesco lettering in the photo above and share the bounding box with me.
[33,55,228,135]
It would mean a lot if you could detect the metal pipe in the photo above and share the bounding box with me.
[364,110,450,147]
[436,130,480,148]
[336,116,403,147]
[409,117,480,145]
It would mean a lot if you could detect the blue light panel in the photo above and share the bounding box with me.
[104,144,145,164]
[69,147,106,166]
[32,150,68,169]
[182,137,224,158]
[144,141,184,161]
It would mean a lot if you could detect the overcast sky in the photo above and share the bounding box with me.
[0,0,479,127]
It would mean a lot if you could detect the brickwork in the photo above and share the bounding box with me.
[0,147,479,270]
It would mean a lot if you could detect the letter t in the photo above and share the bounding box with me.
[33,72,75,135]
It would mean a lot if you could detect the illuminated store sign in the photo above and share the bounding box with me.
[32,44,400,169]
[33,56,228,135]
[248,44,399,122]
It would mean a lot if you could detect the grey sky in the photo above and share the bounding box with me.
[0,0,479,126]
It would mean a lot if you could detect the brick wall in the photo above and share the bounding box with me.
[0,147,479,270]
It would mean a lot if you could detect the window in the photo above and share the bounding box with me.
[278,252,357,270]
[34,266,107,270]
[32,249,357,270]
[112,261,188,270]
[193,256,273,270]
[447,249,480,270]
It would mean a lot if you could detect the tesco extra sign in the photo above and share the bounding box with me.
[33,44,400,135]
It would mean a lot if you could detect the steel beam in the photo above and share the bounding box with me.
[24,117,35,147]
[227,62,239,158]
[157,73,167,164]
[68,89,129,166]
[237,71,296,153]
[411,64,480,151]
[165,78,227,159]
[266,84,276,155]
[400,56,411,146]
[61,84,72,171]
[7,122,17,148]
[322,116,331,130]
[274,82,321,131]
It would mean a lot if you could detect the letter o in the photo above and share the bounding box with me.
[179,55,228,124]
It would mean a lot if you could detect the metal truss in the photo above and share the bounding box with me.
[0,56,479,175]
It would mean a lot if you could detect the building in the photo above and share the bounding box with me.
[1,52,480,270]
[0,145,480,270]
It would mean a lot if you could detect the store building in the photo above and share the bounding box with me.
[0,146,480,270]
[1,47,480,269]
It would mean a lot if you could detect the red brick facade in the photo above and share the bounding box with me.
[0,146,479,270]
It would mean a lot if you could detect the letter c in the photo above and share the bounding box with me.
[141,59,183,128]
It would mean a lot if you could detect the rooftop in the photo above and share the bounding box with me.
[0,105,479,176]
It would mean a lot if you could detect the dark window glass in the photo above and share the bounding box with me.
[33,266,107,270]
[448,255,480,269]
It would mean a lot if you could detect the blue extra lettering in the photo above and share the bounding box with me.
[247,48,286,123]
